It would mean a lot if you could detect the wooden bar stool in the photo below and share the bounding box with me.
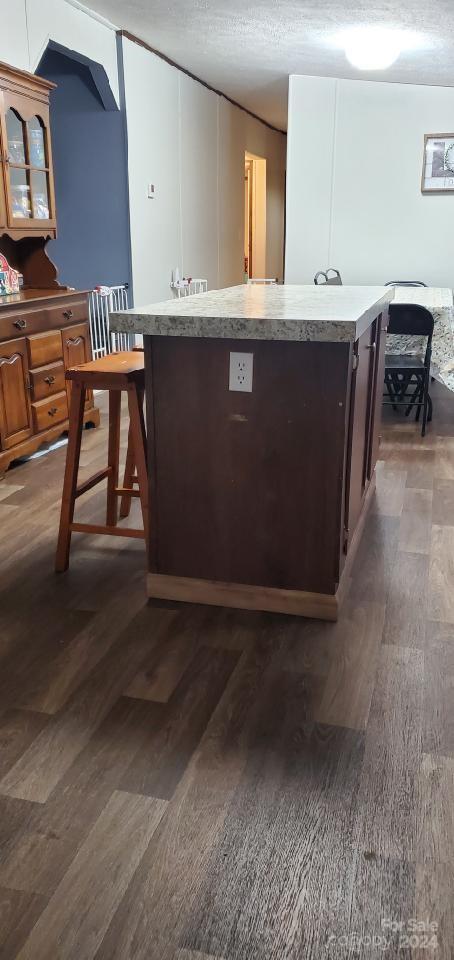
[55,352,148,573]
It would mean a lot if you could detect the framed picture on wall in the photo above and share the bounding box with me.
[422,134,454,193]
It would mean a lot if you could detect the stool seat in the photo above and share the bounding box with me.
[66,351,145,388]
[55,351,148,572]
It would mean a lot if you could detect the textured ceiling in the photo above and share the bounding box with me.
[85,0,452,130]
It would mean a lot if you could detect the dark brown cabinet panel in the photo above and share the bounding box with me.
[0,337,32,449]
[344,322,377,548]
[368,312,388,480]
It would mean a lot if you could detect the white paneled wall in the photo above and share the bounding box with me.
[180,75,219,291]
[122,36,286,303]
[286,74,454,288]
[0,0,286,306]
[123,42,182,306]
[0,1,29,70]
[0,0,119,105]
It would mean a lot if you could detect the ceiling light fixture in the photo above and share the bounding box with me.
[339,27,415,71]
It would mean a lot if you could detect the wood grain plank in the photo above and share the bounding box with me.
[16,790,167,960]
[415,862,453,960]
[125,608,215,702]
[428,525,454,624]
[0,605,175,803]
[356,644,423,861]
[315,598,384,729]
[120,644,239,799]
[0,696,163,895]
[419,753,454,865]
[379,433,435,489]
[183,672,364,960]
[95,632,277,960]
[0,709,48,779]
[434,437,454,480]
[349,855,415,957]
[432,478,454,526]
[349,513,400,603]
[176,952,223,960]
[0,886,46,960]
[423,622,454,758]
[0,504,19,519]
[0,609,95,715]
[383,551,429,648]
[0,482,24,502]
[398,488,432,554]
[373,466,407,517]
[18,569,146,714]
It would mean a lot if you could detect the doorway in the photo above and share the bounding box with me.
[244,152,266,280]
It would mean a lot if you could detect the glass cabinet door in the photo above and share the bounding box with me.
[2,95,56,230]
[0,93,6,227]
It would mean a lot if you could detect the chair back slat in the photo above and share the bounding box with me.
[385,280,427,287]
[314,268,342,286]
[388,303,434,338]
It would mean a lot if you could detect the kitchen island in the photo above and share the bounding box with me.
[111,284,393,620]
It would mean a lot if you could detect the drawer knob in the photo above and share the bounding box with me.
[13,318,27,330]
[44,375,56,385]
[63,309,74,320]
[48,407,58,417]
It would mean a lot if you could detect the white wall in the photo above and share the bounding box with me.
[286,74,454,288]
[0,1,286,305]
[0,0,119,105]
[122,36,286,303]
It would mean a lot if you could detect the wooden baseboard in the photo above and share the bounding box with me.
[147,574,339,621]
[147,471,377,621]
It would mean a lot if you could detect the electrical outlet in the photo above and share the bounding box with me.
[229,352,253,392]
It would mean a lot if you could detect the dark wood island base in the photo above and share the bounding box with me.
[112,285,392,621]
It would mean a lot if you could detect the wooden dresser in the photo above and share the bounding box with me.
[0,61,100,477]
[0,289,99,476]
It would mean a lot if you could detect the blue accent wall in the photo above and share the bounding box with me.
[37,48,131,293]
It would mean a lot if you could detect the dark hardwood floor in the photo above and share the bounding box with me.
[0,383,453,959]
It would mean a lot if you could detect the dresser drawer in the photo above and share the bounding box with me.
[29,361,66,402]
[32,391,68,433]
[27,331,63,368]
[44,300,88,330]
[0,298,88,342]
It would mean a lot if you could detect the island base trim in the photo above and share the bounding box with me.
[147,574,339,621]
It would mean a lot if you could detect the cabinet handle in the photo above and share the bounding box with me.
[44,375,56,385]
[48,407,58,417]
[63,309,74,320]
[366,342,376,351]
[13,318,27,330]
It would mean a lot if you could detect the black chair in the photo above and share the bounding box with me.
[383,303,434,437]
[314,268,342,285]
[385,280,427,287]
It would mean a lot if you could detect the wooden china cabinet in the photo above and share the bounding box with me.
[0,61,99,477]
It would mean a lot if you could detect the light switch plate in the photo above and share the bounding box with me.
[229,352,253,392]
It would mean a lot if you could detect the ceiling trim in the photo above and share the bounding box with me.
[118,29,286,136]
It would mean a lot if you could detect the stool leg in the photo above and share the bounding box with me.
[119,424,135,519]
[56,383,86,573]
[120,387,144,518]
[106,390,122,527]
[127,383,149,551]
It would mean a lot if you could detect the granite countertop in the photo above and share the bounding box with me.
[110,285,394,343]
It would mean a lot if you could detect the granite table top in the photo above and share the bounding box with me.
[386,286,454,393]
[110,285,394,344]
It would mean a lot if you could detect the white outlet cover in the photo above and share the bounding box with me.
[229,351,253,392]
